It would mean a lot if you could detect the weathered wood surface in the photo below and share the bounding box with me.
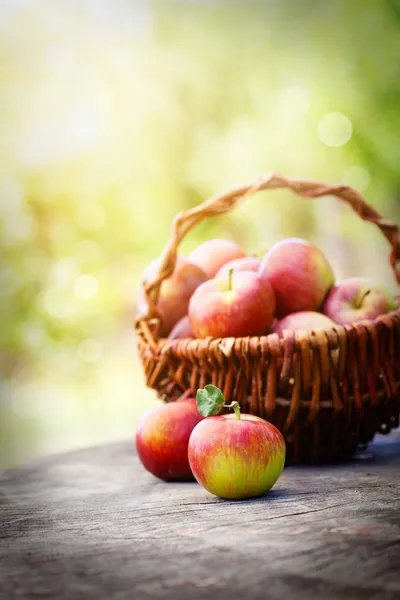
[1,432,399,600]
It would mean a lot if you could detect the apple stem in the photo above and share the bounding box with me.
[228,267,233,291]
[196,385,242,419]
[358,289,371,308]
[224,401,241,419]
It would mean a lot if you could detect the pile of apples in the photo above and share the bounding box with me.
[137,237,397,340]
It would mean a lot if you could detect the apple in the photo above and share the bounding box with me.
[188,385,286,499]
[136,255,208,337]
[215,255,261,277]
[135,397,204,481]
[168,315,194,339]
[259,238,335,317]
[188,269,276,338]
[188,239,246,278]
[271,311,336,335]
[322,277,397,325]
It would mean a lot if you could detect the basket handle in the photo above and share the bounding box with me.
[136,172,400,326]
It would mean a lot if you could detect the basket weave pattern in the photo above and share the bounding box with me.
[135,173,400,462]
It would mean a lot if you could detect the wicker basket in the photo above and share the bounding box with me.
[135,173,400,463]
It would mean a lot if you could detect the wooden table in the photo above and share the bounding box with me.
[1,432,399,600]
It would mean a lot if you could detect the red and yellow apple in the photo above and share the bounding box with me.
[259,238,335,317]
[135,397,204,481]
[188,239,246,278]
[188,385,286,499]
[136,255,208,337]
[215,255,261,277]
[189,270,276,338]
[271,311,336,335]
[323,277,397,325]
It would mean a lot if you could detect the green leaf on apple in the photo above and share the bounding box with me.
[196,385,226,417]
[196,385,241,419]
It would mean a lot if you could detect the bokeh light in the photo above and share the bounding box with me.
[50,258,80,287]
[41,289,75,320]
[76,204,106,232]
[75,240,102,263]
[77,339,103,363]
[278,84,311,122]
[74,274,99,299]
[342,166,371,192]
[317,112,353,147]
[20,322,47,347]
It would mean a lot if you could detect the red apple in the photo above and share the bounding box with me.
[259,238,335,317]
[323,277,397,325]
[188,239,246,278]
[135,397,204,481]
[136,256,208,337]
[271,311,336,335]
[215,255,261,277]
[168,315,194,339]
[188,385,286,499]
[189,270,276,338]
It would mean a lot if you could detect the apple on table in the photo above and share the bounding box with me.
[136,255,208,337]
[323,277,397,325]
[188,385,286,500]
[189,268,276,338]
[135,397,204,481]
[259,238,335,317]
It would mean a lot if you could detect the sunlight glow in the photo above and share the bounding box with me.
[74,274,99,299]
[42,290,75,319]
[278,84,310,121]
[77,339,102,363]
[76,205,106,231]
[50,258,80,287]
[342,166,370,192]
[317,112,353,147]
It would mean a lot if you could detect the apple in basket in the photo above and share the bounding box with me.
[136,255,208,337]
[189,268,276,338]
[259,238,335,317]
[271,311,339,368]
[136,397,204,481]
[323,277,397,325]
[168,315,194,340]
[215,255,261,277]
[188,238,246,278]
[271,311,337,335]
[188,385,286,499]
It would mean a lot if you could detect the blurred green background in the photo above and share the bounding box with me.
[1,0,399,469]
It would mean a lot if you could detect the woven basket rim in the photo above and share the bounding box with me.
[137,303,400,352]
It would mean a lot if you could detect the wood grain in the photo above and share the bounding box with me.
[1,432,399,600]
